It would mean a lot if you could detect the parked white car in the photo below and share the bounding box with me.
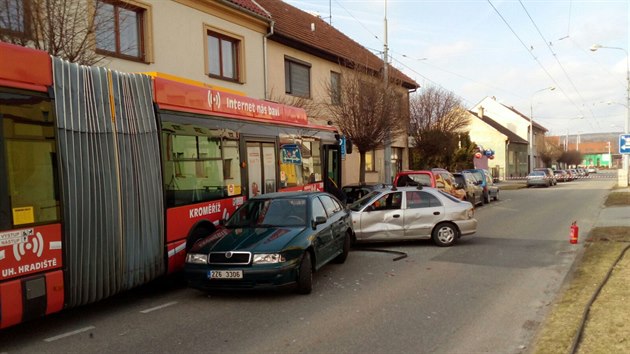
[348,186,477,247]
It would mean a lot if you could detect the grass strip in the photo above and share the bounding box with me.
[530,227,630,354]
[604,192,630,206]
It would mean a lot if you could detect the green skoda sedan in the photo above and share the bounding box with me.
[184,191,353,294]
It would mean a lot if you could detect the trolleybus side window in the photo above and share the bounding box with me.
[279,135,324,188]
[279,143,303,188]
[161,122,241,207]
[0,91,59,229]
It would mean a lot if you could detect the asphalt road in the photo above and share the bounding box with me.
[0,176,616,353]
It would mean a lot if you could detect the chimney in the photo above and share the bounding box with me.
[478,106,485,118]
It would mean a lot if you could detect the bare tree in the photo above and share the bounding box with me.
[558,150,583,167]
[540,137,564,167]
[266,87,325,121]
[324,66,406,183]
[409,86,470,170]
[0,0,111,65]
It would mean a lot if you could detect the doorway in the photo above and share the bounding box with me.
[245,141,277,198]
[324,144,341,188]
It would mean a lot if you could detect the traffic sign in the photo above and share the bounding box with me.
[620,134,630,154]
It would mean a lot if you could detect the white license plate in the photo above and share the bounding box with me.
[208,270,243,279]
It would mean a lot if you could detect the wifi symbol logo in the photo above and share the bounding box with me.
[13,232,44,261]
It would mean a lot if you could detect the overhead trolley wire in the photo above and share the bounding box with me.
[518,0,598,130]
[486,1,574,112]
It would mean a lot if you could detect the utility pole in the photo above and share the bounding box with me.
[607,141,611,167]
[383,0,392,183]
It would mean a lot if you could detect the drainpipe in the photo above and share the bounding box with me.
[505,140,509,180]
[263,21,274,100]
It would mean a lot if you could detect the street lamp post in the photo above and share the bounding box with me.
[565,116,584,151]
[591,44,630,186]
[529,87,555,173]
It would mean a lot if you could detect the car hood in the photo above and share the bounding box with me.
[189,226,304,253]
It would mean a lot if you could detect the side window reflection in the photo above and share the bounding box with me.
[406,191,442,209]
[370,192,402,211]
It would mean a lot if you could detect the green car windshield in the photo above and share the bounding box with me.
[227,198,307,227]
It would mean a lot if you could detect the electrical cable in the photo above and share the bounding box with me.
[518,0,597,130]
[569,243,630,354]
[352,247,408,261]
[486,1,565,101]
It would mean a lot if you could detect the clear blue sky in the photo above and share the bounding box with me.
[287,0,629,136]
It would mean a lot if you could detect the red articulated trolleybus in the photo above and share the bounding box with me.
[0,41,343,329]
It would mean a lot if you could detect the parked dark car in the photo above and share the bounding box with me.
[184,191,353,294]
[453,172,483,206]
[342,182,391,204]
[463,169,499,203]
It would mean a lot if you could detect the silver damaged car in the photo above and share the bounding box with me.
[349,186,477,247]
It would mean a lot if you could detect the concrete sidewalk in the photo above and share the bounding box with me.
[594,187,630,227]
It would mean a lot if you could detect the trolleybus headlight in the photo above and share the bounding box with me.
[186,253,208,264]
[253,253,285,264]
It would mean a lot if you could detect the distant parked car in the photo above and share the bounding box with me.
[349,186,477,247]
[184,191,353,294]
[533,168,557,185]
[453,172,483,206]
[463,168,499,203]
[553,170,569,182]
[342,182,391,204]
[527,171,551,188]
[587,166,598,174]
[394,169,466,200]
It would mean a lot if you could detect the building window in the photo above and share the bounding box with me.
[95,0,146,61]
[365,150,375,172]
[285,57,311,97]
[0,0,29,38]
[330,71,341,105]
[207,30,239,81]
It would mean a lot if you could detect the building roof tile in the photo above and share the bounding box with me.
[223,0,272,19]
[255,0,418,89]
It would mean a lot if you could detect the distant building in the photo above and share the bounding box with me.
[467,107,529,180]
[547,135,619,168]
[470,97,548,178]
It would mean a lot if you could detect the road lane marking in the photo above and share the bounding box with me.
[44,326,95,342]
[140,301,178,314]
